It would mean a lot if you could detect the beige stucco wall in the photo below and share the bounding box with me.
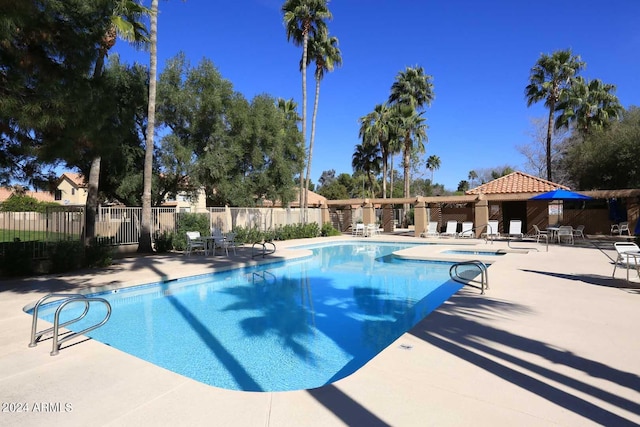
[56,179,87,205]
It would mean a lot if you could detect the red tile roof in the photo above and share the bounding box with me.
[60,172,87,188]
[0,187,56,203]
[466,171,569,195]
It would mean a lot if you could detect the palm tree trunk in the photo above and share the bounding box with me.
[138,0,158,253]
[305,77,321,210]
[403,143,411,227]
[85,156,100,245]
[381,148,387,199]
[545,102,554,181]
[300,31,309,222]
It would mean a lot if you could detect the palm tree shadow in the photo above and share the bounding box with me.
[410,293,640,425]
[521,269,640,292]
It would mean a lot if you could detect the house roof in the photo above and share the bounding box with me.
[466,171,570,195]
[0,187,56,203]
[59,172,87,188]
[288,189,327,207]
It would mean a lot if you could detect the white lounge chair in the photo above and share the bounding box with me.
[508,220,523,238]
[185,231,206,255]
[612,241,640,280]
[442,220,458,237]
[458,221,474,238]
[420,222,440,238]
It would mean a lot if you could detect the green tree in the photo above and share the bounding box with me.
[525,49,584,181]
[352,143,381,198]
[555,76,622,135]
[564,107,640,189]
[0,0,114,185]
[457,180,469,193]
[468,170,478,187]
[304,30,341,210]
[359,103,393,198]
[426,155,441,182]
[388,66,434,225]
[282,0,331,210]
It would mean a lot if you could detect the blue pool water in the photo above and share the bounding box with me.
[31,242,462,392]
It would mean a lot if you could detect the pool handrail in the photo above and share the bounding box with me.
[449,260,489,294]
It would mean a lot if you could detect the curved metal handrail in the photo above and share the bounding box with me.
[449,260,489,295]
[50,297,111,356]
[251,241,276,258]
[29,293,90,348]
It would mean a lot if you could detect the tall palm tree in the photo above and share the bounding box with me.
[138,0,158,253]
[468,170,478,187]
[86,0,150,245]
[304,30,341,210]
[555,76,622,135]
[388,66,433,224]
[525,49,584,181]
[282,0,331,213]
[352,143,381,197]
[426,154,441,182]
[358,103,392,198]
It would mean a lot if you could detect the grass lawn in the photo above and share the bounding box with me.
[0,229,80,243]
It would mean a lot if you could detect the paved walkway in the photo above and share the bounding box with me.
[1,236,639,426]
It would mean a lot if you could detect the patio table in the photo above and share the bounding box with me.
[546,227,560,243]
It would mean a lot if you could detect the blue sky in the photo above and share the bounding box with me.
[114,0,640,190]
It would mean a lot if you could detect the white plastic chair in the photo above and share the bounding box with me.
[352,223,365,237]
[572,225,585,240]
[442,220,458,237]
[557,226,574,245]
[366,223,380,237]
[532,224,549,243]
[611,222,630,236]
[458,221,474,238]
[214,232,237,256]
[420,222,440,238]
[508,220,523,238]
[612,241,640,279]
[185,231,206,255]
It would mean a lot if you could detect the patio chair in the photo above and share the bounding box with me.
[215,232,237,256]
[532,224,549,243]
[572,225,586,240]
[612,241,640,279]
[420,222,440,238]
[557,225,574,245]
[611,222,630,236]
[508,220,523,238]
[366,223,380,237]
[442,220,458,237]
[352,223,365,237]
[458,221,474,238]
[185,231,206,256]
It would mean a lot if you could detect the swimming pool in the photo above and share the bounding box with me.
[31,242,462,392]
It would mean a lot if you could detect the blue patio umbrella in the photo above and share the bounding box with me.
[529,188,594,201]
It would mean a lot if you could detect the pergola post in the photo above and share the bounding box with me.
[414,199,428,237]
[362,200,375,225]
[474,194,488,238]
[320,202,331,227]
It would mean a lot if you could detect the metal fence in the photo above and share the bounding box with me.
[1,205,324,248]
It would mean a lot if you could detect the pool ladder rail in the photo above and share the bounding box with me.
[28,293,112,356]
[251,241,276,258]
[449,260,489,295]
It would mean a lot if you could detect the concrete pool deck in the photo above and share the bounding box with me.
[1,235,639,426]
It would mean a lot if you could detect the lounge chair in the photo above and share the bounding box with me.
[572,225,585,240]
[532,224,549,243]
[508,220,523,238]
[612,241,640,279]
[458,221,474,238]
[442,220,458,237]
[484,220,500,240]
[557,226,574,245]
[420,222,440,238]
[185,231,207,255]
[611,222,630,236]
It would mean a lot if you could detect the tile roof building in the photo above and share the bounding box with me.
[466,171,569,195]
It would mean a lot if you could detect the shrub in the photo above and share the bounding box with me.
[0,241,36,276]
[154,230,174,253]
[174,213,210,251]
[321,222,341,237]
[84,238,113,268]
[48,240,84,273]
